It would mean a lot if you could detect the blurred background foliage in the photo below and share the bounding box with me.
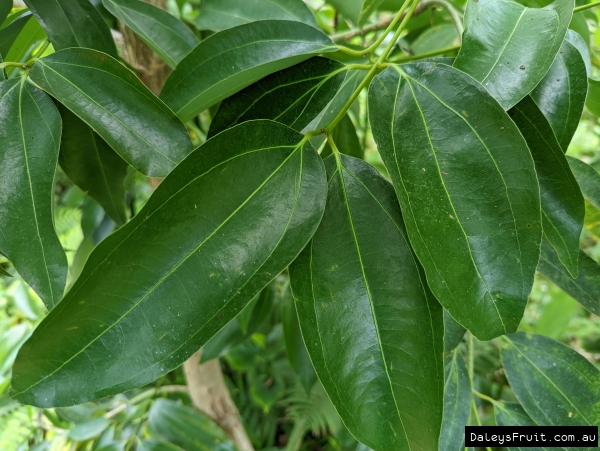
[1,0,599,449]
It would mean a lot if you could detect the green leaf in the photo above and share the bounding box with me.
[148,399,234,451]
[499,332,600,426]
[29,48,193,177]
[0,266,11,277]
[0,12,32,57]
[535,290,578,340]
[194,0,317,32]
[320,114,362,159]
[0,0,11,25]
[0,79,67,309]
[358,0,386,26]
[23,0,117,58]
[454,0,574,110]
[102,0,198,69]
[586,78,600,117]
[443,310,465,359]
[530,39,588,151]
[568,156,600,210]
[369,63,541,340]
[439,351,471,451]
[509,96,584,277]
[140,441,185,451]
[68,417,110,441]
[327,0,363,25]
[10,120,326,407]
[58,104,128,226]
[290,154,444,451]
[160,20,337,122]
[565,29,591,76]
[281,283,316,394]
[4,13,45,76]
[209,57,346,138]
[538,239,600,315]
[411,24,459,55]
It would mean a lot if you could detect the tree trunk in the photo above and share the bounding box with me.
[119,4,254,450]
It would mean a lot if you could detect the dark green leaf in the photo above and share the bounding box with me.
[148,399,234,451]
[140,441,185,451]
[327,0,362,25]
[0,266,11,277]
[209,57,346,138]
[565,29,591,76]
[29,48,193,177]
[290,154,444,451]
[530,39,588,151]
[369,63,541,340]
[194,0,317,31]
[586,78,600,117]
[454,0,574,110]
[10,120,326,407]
[281,283,316,394]
[568,156,600,210]
[443,310,465,359]
[3,16,45,76]
[493,402,559,451]
[58,104,128,226]
[24,0,117,58]
[0,12,32,57]
[509,96,584,277]
[0,0,11,25]
[102,0,198,69]
[0,79,67,308]
[439,351,471,451]
[160,20,337,122]
[320,114,362,159]
[538,239,600,315]
[500,332,600,426]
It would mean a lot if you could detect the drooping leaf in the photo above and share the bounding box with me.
[0,265,11,277]
[568,156,600,209]
[454,0,574,110]
[10,120,326,407]
[29,48,193,177]
[320,114,362,159]
[0,12,32,57]
[281,283,316,394]
[193,0,317,32]
[290,154,444,451]
[160,20,337,122]
[411,24,459,55]
[509,96,584,277]
[565,29,591,76]
[102,0,198,69]
[57,104,128,226]
[369,63,541,340]
[443,310,466,359]
[538,239,600,315]
[4,15,45,76]
[530,39,588,151]
[148,399,234,451]
[499,332,600,427]
[0,79,67,309]
[23,0,117,58]
[208,57,346,138]
[439,351,471,451]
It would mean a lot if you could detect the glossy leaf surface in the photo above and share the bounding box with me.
[443,311,465,359]
[30,48,193,177]
[538,240,600,315]
[369,63,541,340]
[290,154,444,451]
[586,78,600,117]
[320,114,362,159]
[568,156,600,210]
[103,0,198,69]
[209,57,346,138]
[3,15,45,76]
[454,0,574,110]
[0,79,67,309]
[194,0,316,31]
[24,0,117,58]
[57,104,128,226]
[500,332,600,426]
[160,20,337,122]
[530,39,588,151]
[509,96,584,277]
[565,29,591,76]
[0,12,32,57]
[439,351,470,451]
[11,120,326,407]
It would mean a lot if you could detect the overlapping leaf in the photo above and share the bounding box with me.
[194,0,317,31]
[24,0,117,58]
[454,0,574,110]
[439,351,471,451]
[160,20,337,122]
[568,156,600,209]
[3,15,45,76]
[103,0,198,69]
[0,79,67,309]
[0,12,32,57]
[209,57,346,138]
[443,311,465,358]
[493,402,560,451]
[10,120,327,407]
[57,104,128,226]
[29,48,193,177]
[320,114,362,159]
[369,63,541,340]
[509,96,584,277]
[290,154,444,451]
[500,333,600,426]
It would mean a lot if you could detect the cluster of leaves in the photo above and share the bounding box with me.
[0,0,599,450]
